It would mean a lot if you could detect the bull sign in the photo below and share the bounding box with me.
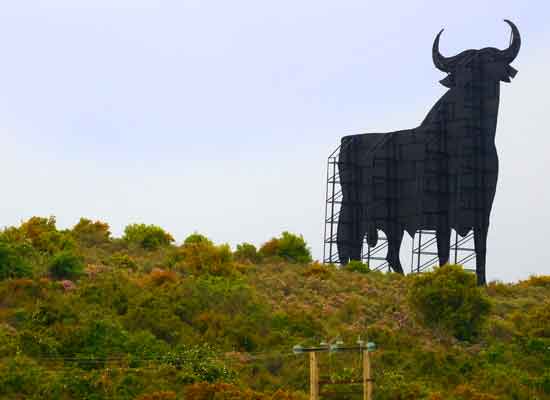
[337,20,521,285]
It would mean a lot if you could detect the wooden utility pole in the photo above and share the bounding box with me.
[309,352,319,400]
[294,341,376,399]
[363,349,372,400]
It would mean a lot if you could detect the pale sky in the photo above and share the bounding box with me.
[1,1,549,282]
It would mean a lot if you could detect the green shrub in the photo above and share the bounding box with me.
[174,240,235,276]
[408,264,491,340]
[160,343,234,383]
[71,217,111,245]
[14,216,76,254]
[184,232,213,245]
[346,260,370,274]
[259,232,312,263]
[39,231,76,255]
[513,300,550,338]
[301,262,333,280]
[519,275,550,288]
[0,356,47,397]
[109,252,138,270]
[234,242,261,263]
[18,216,57,243]
[0,226,25,243]
[122,223,174,250]
[0,241,33,279]
[536,370,550,394]
[49,251,84,280]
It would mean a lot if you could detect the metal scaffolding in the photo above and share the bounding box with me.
[409,230,476,273]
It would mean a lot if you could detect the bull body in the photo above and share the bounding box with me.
[337,20,521,285]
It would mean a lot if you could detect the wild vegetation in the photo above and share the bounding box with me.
[0,216,548,399]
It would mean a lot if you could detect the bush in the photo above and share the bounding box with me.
[18,216,57,244]
[176,241,235,276]
[16,216,76,254]
[486,281,517,297]
[519,275,550,288]
[234,242,261,263]
[302,262,333,280]
[513,300,550,338]
[408,265,491,340]
[0,356,47,397]
[184,233,213,246]
[122,223,174,250]
[346,260,370,274]
[149,268,178,286]
[71,218,111,245]
[49,251,84,280]
[109,252,138,270]
[259,232,312,263]
[0,241,33,280]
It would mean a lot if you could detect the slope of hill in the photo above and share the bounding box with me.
[0,217,548,399]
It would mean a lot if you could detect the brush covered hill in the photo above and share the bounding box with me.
[0,217,549,399]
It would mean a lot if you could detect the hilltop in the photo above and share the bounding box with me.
[0,217,549,399]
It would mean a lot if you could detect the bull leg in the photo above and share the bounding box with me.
[386,228,404,274]
[347,232,364,262]
[337,204,365,264]
[366,223,378,248]
[474,226,488,286]
[436,227,451,266]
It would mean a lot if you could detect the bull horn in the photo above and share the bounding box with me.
[432,29,453,72]
[500,19,521,62]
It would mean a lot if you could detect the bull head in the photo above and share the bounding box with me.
[432,20,521,88]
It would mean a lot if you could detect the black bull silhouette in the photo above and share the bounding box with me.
[337,20,520,285]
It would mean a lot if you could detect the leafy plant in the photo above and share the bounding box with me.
[301,262,333,279]
[123,223,174,250]
[0,241,33,280]
[346,260,370,274]
[71,218,111,245]
[184,233,213,246]
[408,264,491,340]
[18,216,57,244]
[109,252,138,270]
[48,250,84,280]
[148,268,178,286]
[14,216,76,255]
[175,241,235,276]
[259,232,312,263]
[234,242,261,263]
[513,300,550,338]
[520,275,550,288]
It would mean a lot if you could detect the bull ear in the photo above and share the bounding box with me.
[500,65,518,83]
[439,74,454,88]
[488,63,518,83]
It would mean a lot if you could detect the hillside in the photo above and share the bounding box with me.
[0,217,549,399]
